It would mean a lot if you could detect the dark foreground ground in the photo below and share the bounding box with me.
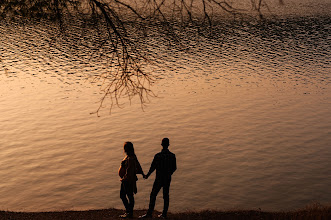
[1,205,330,220]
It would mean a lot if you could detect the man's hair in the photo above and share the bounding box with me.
[124,141,135,156]
[162,138,170,148]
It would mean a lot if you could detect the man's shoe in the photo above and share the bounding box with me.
[119,213,133,218]
[158,213,167,218]
[138,213,152,218]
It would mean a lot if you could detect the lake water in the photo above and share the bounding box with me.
[0,0,330,212]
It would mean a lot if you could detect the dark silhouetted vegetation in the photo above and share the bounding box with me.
[0,1,282,113]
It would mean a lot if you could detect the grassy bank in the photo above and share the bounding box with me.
[0,205,330,220]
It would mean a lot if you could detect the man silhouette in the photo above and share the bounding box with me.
[139,138,177,219]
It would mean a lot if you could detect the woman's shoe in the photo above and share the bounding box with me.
[158,213,167,218]
[119,212,133,218]
[139,213,152,218]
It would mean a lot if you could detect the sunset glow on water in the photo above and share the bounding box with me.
[0,0,330,213]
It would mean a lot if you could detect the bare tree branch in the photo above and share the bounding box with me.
[0,0,270,114]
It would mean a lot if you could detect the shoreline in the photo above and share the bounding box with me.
[1,205,330,220]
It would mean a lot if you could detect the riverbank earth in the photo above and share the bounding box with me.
[1,204,330,219]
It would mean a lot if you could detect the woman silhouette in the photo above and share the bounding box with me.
[118,142,145,218]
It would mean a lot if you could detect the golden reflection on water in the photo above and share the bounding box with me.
[0,70,330,212]
[0,7,330,211]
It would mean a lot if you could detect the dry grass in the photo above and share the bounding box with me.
[0,204,330,220]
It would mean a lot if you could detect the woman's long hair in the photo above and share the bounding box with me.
[124,142,135,156]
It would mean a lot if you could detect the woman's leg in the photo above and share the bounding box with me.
[120,182,130,213]
[127,191,134,215]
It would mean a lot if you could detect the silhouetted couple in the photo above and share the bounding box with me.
[118,138,177,219]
